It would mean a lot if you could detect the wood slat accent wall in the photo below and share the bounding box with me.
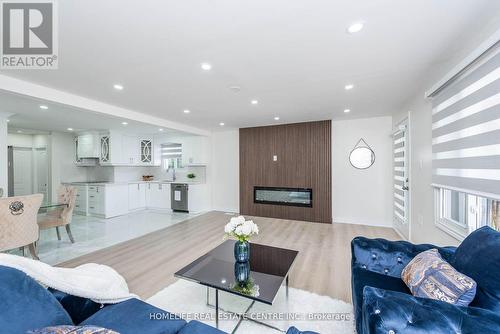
[239,120,332,223]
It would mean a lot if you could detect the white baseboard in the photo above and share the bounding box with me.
[333,217,393,228]
[393,227,408,241]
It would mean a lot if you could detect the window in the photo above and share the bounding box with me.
[435,188,500,240]
[430,43,500,239]
[161,143,182,170]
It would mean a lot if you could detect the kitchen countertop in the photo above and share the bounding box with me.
[63,180,205,186]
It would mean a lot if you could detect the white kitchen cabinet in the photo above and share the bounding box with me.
[88,185,105,216]
[123,136,141,165]
[73,185,88,214]
[128,183,146,211]
[140,137,153,165]
[100,135,110,163]
[104,184,129,217]
[145,183,170,209]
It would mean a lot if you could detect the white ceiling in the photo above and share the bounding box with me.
[1,0,500,130]
[1,91,189,136]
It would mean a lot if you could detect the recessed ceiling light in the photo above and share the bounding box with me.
[39,105,48,110]
[159,128,164,132]
[17,130,22,133]
[6,119,10,122]
[113,84,124,90]
[347,22,364,34]
[251,100,259,105]
[274,116,280,121]
[201,63,212,71]
[345,84,354,90]
[219,122,225,126]
[229,86,241,93]
[183,109,190,114]
[121,121,128,125]
[67,128,74,131]
[344,109,351,113]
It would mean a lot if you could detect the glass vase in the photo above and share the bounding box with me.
[234,240,250,263]
[234,261,250,286]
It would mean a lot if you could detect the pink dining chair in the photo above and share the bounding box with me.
[0,194,43,260]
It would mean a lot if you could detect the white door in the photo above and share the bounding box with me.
[13,148,33,196]
[393,118,410,239]
[35,148,49,204]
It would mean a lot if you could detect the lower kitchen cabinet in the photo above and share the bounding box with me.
[88,185,104,216]
[73,185,88,214]
[145,182,171,210]
[104,184,129,217]
[128,183,147,211]
[68,183,129,218]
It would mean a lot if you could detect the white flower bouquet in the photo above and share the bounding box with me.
[224,216,259,242]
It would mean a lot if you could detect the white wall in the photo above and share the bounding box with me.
[50,132,87,200]
[211,130,239,213]
[8,133,33,147]
[332,116,394,227]
[393,102,460,246]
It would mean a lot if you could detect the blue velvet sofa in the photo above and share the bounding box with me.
[0,264,315,334]
[351,226,500,334]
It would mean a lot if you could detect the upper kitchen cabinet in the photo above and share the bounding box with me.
[139,137,153,165]
[100,135,110,163]
[123,135,141,165]
[97,131,159,166]
[154,134,210,167]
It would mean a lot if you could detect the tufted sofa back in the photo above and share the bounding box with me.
[452,226,500,312]
[351,237,456,278]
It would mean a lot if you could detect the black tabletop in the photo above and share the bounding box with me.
[175,240,299,304]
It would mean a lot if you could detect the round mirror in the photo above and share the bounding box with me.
[349,147,375,169]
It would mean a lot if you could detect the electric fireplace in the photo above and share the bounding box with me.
[254,186,312,207]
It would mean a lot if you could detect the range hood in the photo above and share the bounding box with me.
[76,133,100,158]
[75,157,99,166]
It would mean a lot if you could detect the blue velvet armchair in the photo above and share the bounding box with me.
[351,226,500,334]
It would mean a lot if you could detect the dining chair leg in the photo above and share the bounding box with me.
[28,243,39,260]
[65,225,75,243]
[56,226,61,240]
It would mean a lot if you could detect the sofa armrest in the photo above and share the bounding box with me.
[362,287,500,334]
[351,236,456,278]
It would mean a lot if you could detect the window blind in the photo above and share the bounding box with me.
[393,129,407,223]
[431,43,500,200]
[161,143,182,158]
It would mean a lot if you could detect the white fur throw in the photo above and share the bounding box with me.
[0,253,137,304]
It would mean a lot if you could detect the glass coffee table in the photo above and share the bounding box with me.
[175,240,299,332]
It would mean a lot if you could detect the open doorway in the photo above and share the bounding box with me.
[7,138,50,204]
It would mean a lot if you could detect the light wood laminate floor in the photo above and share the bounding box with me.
[60,211,400,302]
